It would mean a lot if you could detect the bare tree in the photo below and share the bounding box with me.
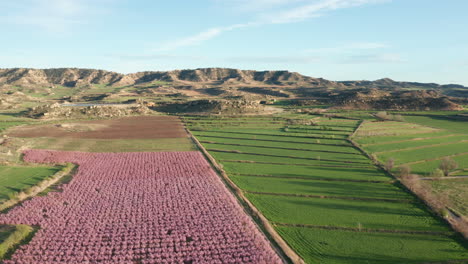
[439,157,458,176]
[385,158,395,171]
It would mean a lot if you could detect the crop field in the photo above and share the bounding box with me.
[0,150,281,263]
[231,176,412,200]
[8,116,188,139]
[186,115,467,264]
[276,227,467,264]
[403,115,468,134]
[354,117,468,222]
[0,165,61,202]
[355,120,468,175]
[6,116,196,153]
[431,179,468,216]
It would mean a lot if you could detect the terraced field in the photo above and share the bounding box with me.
[355,121,468,175]
[354,118,468,219]
[185,115,468,264]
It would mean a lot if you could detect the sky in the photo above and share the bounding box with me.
[1,0,468,85]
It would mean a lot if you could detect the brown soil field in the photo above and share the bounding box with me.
[8,116,189,139]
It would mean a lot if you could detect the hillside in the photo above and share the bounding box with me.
[0,68,467,112]
[1,68,466,92]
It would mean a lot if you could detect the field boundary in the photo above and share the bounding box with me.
[186,128,304,264]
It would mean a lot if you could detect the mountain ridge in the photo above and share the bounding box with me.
[0,67,466,91]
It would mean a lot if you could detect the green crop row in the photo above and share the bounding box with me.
[404,115,468,134]
[231,175,412,200]
[378,141,468,165]
[222,161,388,182]
[276,227,468,264]
[202,143,369,163]
[192,130,351,145]
[246,193,450,232]
[355,131,453,145]
[195,135,360,153]
[363,135,468,153]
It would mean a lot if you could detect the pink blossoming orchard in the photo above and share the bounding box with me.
[0,150,282,263]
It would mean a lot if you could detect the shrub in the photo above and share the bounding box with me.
[439,157,458,176]
[430,168,444,178]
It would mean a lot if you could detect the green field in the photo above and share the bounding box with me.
[362,134,467,153]
[404,115,468,134]
[377,141,468,165]
[204,143,370,163]
[431,179,468,216]
[187,115,467,263]
[410,154,468,175]
[355,120,468,176]
[277,227,468,264]
[246,193,449,232]
[193,130,350,145]
[231,175,412,200]
[222,162,390,182]
[0,165,61,201]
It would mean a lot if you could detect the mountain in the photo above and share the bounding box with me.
[0,68,466,97]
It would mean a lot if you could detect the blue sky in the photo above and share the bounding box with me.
[1,0,467,85]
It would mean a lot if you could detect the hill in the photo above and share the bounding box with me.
[1,68,466,92]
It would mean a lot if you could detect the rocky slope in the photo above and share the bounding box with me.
[0,68,336,88]
[3,67,465,91]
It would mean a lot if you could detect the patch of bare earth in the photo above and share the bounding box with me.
[8,116,188,139]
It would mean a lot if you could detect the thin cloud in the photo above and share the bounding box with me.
[156,0,390,51]
[226,55,320,64]
[340,53,405,64]
[114,54,207,61]
[263,0,389,24]
[306,42,389,53]
[153,23,257,52]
